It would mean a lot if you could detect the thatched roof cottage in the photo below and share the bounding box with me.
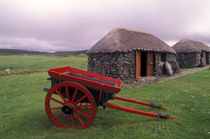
[88,28,180,81]
[172,39,210,68]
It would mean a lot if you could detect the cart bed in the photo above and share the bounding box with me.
[48,66,123,93]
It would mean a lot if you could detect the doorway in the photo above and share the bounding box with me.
[136,51,153,78]
[141,52,147,76]
[206,52,209,64]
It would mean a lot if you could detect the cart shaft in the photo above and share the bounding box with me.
[106,103,180,119]
[114,96,172,110]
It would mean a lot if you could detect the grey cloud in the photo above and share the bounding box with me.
[0,36,88,52]
[0,0,209,52]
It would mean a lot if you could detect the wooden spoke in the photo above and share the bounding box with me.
[50,107,62,110]
[71,88,78,103]
[71,115,75,128]
[55,112,63,119]
[55,89,67,103]
[65,86,70,102]
[74,112,85,126]
[45,82,96,128]
[75,109,91,118]
[50,97,65,105]
[74,95,87,105]
[63,116,68,125]
[76,105,92,109]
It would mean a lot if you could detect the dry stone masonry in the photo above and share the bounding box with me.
[88,51,180,81]
[88,52,136,81]
[172,39,210,68]
[88,28,180,82]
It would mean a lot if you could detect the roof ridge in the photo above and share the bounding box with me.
[113,27,153,36]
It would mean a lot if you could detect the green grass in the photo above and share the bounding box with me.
[0,55,210,138]
[0,55,87,76]
[180,68,195,72]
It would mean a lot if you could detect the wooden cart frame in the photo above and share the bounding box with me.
[44,66,179,129]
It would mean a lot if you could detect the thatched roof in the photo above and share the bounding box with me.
[88,28,176,54]
[172,39,210,53]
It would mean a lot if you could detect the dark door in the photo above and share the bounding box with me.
[141,52,147,76]
[147,53,153,76]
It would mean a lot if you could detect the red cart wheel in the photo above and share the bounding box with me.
[45,82,96,128]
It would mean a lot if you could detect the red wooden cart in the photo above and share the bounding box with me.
[44,66,179,129]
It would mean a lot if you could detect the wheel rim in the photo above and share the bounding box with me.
[45,82,96,128]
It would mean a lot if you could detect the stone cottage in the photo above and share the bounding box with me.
[208,47,210,65]
[87,28,180,81]
[172,39,210,68]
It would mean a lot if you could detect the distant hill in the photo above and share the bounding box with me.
[53,50,87,57]
[0,49,49,55]
[0,49,87,57]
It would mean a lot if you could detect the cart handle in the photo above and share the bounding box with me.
[114,96,172,110]
[106,103,180,119]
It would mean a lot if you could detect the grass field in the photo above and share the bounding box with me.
[0,55,210,138]
[0,55,87,76]
[180,68,195,72]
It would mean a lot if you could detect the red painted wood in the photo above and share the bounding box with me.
[106,103,180,119]
[136,51,141,78]
[114,96,172,110]
[106,103,158,118]
[114,96,151,106]
[45,82,96,128]
[98,91,102,104]
[147,53,153,76]
[48,66,123,93]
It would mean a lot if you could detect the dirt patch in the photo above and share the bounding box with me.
[0,69,46,77]
[124,65,210,88]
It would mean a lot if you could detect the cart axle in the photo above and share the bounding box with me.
[62,104,74,116]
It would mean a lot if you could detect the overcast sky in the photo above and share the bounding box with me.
[0,0,209,52]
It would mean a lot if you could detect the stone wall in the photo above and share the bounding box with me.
[207,52,210,65]
[166,53,180,73]
[88,51,180,81]
[153,53,180,76]
[177,52,201,68]
[88,52,136,81]
[200,52,207,66]
[153,53,163,76]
